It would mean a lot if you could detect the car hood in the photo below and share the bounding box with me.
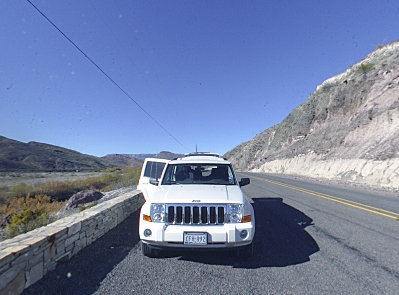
[150,185,244,204]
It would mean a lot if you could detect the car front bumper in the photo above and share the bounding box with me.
[139,220,254,249]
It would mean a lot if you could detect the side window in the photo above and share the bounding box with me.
[162,165,174,184]
[144,161,166,179]
[227,166,235,184]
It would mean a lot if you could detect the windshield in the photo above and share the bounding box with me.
[161,163,236,185]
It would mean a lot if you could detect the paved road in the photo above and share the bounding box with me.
[23,173,399,295]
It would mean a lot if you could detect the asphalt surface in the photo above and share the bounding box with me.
[23,172,399,295]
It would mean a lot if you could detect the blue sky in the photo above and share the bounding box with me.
[1,1,398,157]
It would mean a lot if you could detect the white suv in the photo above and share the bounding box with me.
[137,153,255,258]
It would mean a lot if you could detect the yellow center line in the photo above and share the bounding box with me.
[249,175,399,220]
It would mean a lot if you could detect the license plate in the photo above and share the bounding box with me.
[183,233,207,245]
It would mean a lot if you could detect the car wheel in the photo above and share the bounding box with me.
[141,241,160,258]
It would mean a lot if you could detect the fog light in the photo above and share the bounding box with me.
[239,230,248,239]
[144,229,152,237]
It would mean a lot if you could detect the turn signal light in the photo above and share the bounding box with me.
[241,215,251,223]
[143,214,152,222]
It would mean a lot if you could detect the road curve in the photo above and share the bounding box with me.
[23,172,399,295]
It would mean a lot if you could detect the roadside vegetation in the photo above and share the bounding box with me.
[357,62,375,73]
[0,167,141,239]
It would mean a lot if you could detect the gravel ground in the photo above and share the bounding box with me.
[22,210,141,295]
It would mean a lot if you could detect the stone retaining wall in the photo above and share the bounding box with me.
[0,190,144,295]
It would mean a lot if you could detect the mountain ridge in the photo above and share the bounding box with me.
[0,136,183,172]
[0,136,142,172]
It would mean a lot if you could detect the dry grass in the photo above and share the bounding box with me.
[0,167,141,238]
[3,194,65,237]
[0,168,140,203]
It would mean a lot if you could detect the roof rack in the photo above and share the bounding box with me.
[184,152,220,158]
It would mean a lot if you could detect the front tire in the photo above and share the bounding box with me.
[141,241,160,258]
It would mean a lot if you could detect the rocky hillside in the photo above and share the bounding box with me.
[101,154,143,168]
[0,136,183,172]
[126,152,184,160]
[0,136,142,172]
[154,151,184,160]
[225,41,399,189]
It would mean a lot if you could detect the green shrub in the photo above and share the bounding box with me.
[0,194,63,216]
[6,209,49,237]
[320,81,335,93]
[1,194,65,238]
[358,63,374,73]
[0,194,65,238]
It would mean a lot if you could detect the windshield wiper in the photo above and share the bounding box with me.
[165,181,181,185]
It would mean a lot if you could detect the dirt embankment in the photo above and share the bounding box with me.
[252,155,399,190]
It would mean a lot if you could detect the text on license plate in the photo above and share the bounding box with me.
[184,233,207,245]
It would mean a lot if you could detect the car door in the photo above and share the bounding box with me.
[137,158,169,200]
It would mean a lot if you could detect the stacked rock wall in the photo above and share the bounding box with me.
[0,190,144,295]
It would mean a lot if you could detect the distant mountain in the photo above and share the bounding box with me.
[155,151,184,160]
[101,154,143,168]
[225,41,399,189]
[122,151,184,160]
[0,136,109,171]
[129,154,157,160]
[0,136,144,172]
[0,136,184,172]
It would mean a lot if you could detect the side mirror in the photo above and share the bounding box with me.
[149,178,159,186]
[239,178,250,187]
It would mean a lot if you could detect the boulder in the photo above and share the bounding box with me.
[63,190,104,211]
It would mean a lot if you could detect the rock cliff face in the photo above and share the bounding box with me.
[225,41,399,189]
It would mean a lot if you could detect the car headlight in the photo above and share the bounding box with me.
[228,204,243,223]
[151,203,165,222]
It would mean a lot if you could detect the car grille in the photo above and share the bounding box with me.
[165,204,226,225]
